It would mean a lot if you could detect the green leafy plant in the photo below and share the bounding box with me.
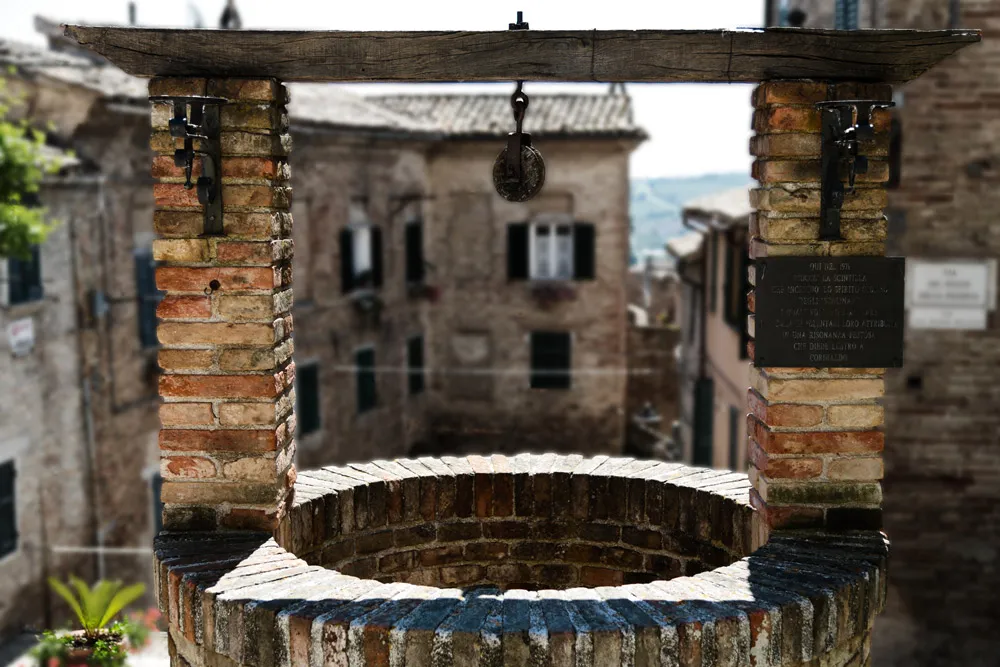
[0,68,61,260]
[30,608,160,666]
[47,577,146,638]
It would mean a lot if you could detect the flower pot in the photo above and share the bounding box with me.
[66,646,94,666]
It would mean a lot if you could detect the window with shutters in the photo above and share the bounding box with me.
[0,460,17,559]
[356,347,377,413]
[340,202,383,293]
[296,361,321,435]
[135,248,163,348]
[530,331,572,390]
[7,245,43,306]
[508,221,595,282]
[405,220,425,285]
[407,335,425,395]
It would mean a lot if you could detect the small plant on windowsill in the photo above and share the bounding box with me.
[30,577,152,666]
[530,281,577,308]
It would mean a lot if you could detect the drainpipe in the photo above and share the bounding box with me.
[72,176,107,583]
[681,212,713,380]
[82,378,107,581]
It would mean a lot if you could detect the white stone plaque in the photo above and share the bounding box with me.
[906,259,996,310]
[6,318,35,356]
[909,307,988,331]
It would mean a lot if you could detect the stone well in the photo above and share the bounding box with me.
[157,455,887,667]
[58,22,979,666]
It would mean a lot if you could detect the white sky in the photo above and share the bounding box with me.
[2,0,764,179]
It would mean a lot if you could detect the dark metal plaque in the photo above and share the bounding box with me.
[754,256,905,368]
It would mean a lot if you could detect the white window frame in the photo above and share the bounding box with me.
[348,202,374,281]
[529,216,574,281]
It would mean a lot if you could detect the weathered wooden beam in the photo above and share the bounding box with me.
[62,26,979,84]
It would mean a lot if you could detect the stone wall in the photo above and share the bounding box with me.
[875,1,1000,663]
[69,101,163,600]
[422,140,635,456]
[626,324,680,428]
[286,133,431,469]
[0,184,96,640]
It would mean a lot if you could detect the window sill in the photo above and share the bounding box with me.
[527,278,576,285]
[1,299,46,319]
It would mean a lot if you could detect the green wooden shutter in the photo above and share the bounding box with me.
[356,348,377,413]
[0,461,17,558]
[297,363,321,434]
[150,472,163,537]
[530,331,571,389]
[693,378,714,467]
[408,336,425,395]
[507,223,529,280]
[135,249,162,348]
[8,246,43,305]
[573,223,596,280]
[709,234,718,313]
[405,221,425,284]
[739,248,751,359]
[340,228,354,293]
[371,226,384,288]
[728,406,740,470]
[723,236,736,327]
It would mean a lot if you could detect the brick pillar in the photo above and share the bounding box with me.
[747,81,892,545]
[150,78,295,532]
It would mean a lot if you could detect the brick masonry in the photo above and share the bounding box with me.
[747,81,892,543]
[151,78,296,532]
[155,454,887,667]
[769,4,1000,662]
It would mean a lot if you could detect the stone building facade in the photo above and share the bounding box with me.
[674,188,754,472]
[763,2,1000,664]
[0,33,643,639]
[380,106,643,455]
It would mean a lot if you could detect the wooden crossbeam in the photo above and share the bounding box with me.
[62,26,979,84]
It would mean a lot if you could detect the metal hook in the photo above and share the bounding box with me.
[511,82,529,132]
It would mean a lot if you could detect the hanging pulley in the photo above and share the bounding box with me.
[492,13,546,202]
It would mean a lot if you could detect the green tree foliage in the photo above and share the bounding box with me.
[0,69,60,260]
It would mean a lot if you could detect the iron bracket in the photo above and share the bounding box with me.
[815,99,894,240]
[149,95,228,236]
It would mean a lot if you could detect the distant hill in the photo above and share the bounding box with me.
[629,172,752,264]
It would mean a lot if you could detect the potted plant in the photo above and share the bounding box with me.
[30,577,149,666]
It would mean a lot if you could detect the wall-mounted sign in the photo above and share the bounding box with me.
[906,259,996,309]
[754,256,905,368]
[906,259,996,331]
[6,318,35,357]
[909,308,988,331]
